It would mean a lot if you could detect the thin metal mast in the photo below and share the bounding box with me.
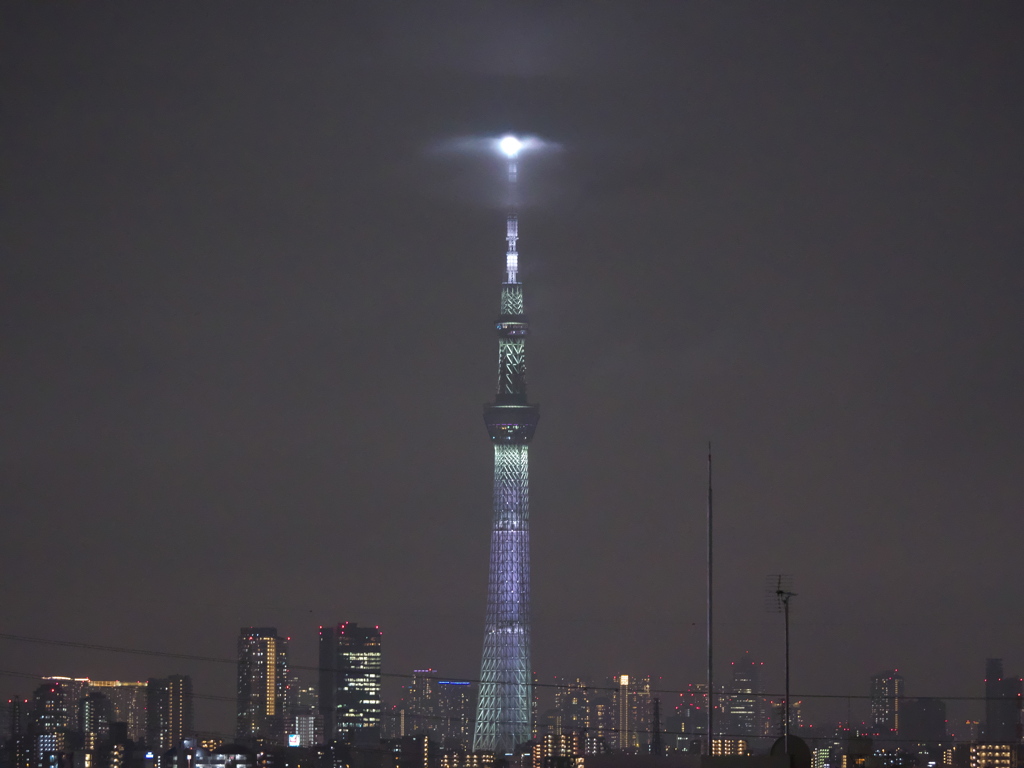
[776,585,795,754]
[474,137,539,756]
[784,595,791,753]
[707,442,714,753]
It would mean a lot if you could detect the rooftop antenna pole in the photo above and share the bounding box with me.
[766,574,797,755]
[707,442,714,754]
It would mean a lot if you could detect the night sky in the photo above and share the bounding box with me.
[2,4,1022,737]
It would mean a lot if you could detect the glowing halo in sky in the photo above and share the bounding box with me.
[498,135,523,157]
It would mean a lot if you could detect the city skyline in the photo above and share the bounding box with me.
[5,637,1019,745]
[1,1,1022,745]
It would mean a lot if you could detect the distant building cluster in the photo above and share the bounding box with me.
[3,635,1022,768]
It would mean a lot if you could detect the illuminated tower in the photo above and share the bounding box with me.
[473,136,539,755]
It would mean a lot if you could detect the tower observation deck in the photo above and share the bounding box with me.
[473,137,538,755]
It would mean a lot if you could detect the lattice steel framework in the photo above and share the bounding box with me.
[473,142,539,755]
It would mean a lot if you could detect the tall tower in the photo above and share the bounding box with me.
[473,136,539,755]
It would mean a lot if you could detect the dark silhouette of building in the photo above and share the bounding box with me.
[318,623,382,743]
[984,659,1022,744]
[2,696,32,768]
[870,671,904,737]
[146,675,194,752]
[236,628,289,746]
[435,680,472,749]
[87,682,147,743]
[79,691,113,750]
[901,698,947,746]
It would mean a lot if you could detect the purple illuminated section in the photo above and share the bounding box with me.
[474,444,531,753]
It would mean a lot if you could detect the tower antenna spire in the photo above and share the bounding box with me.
[501,135,522,284]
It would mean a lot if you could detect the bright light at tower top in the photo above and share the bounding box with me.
[499,136,523,157]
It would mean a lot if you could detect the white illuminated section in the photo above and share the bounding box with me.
[499,136,523,283]
[506,215,519,283]
[499,135,522,157]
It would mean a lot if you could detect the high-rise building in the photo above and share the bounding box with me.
[30,682,70,768]
[588,694,616,755]
[146,675,193,751]
[78,691,113,749]
[725,655,763,740]
[285,676,322,747]
[901,698,947,746]
[5,696,32,768]
[87,681,147,742]
[405,670,437,737]
[40,678,89,731]
[617,677,631,752]
[30,683,66,736]
[612,675,651,753]
[870,670,904,736]
[318,623,382,741]
[473,136,540,756]
[435,680,473,749]
[984,659,1022,743]
[285,710,324,748]
[553,678,590,736]
[236,628,289,746]
[6,696,29,740]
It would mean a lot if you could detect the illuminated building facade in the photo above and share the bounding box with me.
[404,669,437,737]
[286,710,323,747]
[970,744,1016,768]
[870,670,904,736]
[588,695,615,754]
[612,675,652,753]
[436,680,473,747]
[41,678,89,730]
[318,622,382,740]
[78,691,112,750]
[235,628,288,746]
[725,655,763,740]
[553,678,590,736]
[617,676,631,751]
[146,675,193,751]
[473,137,539,756]
[711,739,748,756]
[30,683,65,736]
[87,682,147,742]
[531,733,583,768]
[29,683,69,768]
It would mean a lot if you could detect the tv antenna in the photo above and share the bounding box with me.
[766,574,797,754]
